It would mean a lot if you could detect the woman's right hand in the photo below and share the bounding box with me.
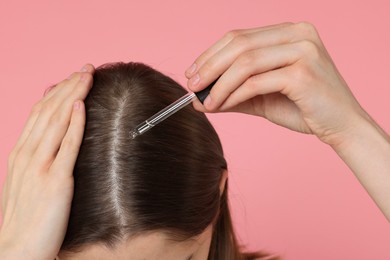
[186,22,390,221]
[185,22,369,148]
[0,64,95,259]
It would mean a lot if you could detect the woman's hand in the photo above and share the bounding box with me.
[0,64,95,259]
[186,22,390,221]
[185,22,367,148]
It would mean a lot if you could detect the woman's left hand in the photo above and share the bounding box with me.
[0,64,95,259]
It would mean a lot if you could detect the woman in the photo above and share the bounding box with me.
[0,22,389,259]
[0,62,275,260]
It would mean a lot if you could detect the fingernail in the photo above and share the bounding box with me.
[186,63,197,76]
[190,73,200,87]
[73,101,80,110]
[204,95,212,108]
[80,65,88,72]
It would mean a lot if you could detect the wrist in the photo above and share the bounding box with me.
[324,109,390,221]
[0,229,56,260]
[0,237,57,260]
[328,111,390,156]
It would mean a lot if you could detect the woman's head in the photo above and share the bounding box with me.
[58,62,275,259]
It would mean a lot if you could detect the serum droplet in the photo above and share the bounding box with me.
[130,131,138,139]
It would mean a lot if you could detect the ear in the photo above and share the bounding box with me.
[219,169,228,196]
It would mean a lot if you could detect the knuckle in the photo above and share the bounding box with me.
[298,21,315,29]
[61,136,76,149]
[201,60,217,76]
[295,22,319,38]
[60,137,81,156]
[224,29,242,41]
[48,113,68,128]
[41,99,57,114]
[290,63,311,82]
[31,101,42,115]
[43,85,56,97]
[299,40,319,58]
[298,62,311,77]
[244,76,257,92]
[237,51,256,67]
[246,74,259,86]
[231,34,250,48]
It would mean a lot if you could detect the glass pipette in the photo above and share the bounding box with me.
[130,78,218,139]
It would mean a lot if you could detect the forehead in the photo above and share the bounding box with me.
[58,227,212,260]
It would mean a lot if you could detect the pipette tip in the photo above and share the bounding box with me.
[130,131,139,139]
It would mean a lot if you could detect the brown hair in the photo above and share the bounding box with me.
[60,62,279,259]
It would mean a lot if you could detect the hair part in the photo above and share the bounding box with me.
[60,62,279,259]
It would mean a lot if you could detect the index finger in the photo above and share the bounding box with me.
[184,22,293,79]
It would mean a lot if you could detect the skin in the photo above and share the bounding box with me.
[0,22,389,259]
[185,22,390,221]
[56,227,213,260]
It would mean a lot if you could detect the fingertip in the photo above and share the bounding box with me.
[203,95,212,109]
[187,73,201,91]
[184,71,191,79]
[187,80,199,92]
[86,63,96,74]
[186,79,193,91]
[201,94,219,112]
[192,99,208,112]
[81,63,95,74]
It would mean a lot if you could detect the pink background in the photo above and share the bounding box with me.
[1,0,390,259]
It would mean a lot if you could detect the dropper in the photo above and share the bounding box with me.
[130,78,218,139]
